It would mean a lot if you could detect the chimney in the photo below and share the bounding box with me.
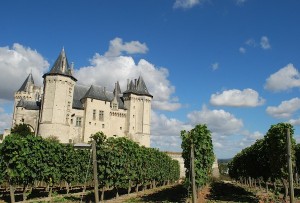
[70,62,74,75]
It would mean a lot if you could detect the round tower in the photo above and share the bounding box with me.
[38,48,77,143]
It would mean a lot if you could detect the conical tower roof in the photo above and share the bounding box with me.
[136,76,151,96]
[113,81,122,95]
[18,73,34,92]
[124,76,153,97]
[43,48,77,81]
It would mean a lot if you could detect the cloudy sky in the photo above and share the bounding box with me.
[1,0,300,158]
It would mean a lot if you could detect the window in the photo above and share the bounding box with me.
[99,110,104,121]
[120,127,122,130]
[76,117,82,127]
[71,119,73,124]
[93,109,96,120]
[113,103,118,109]
[102,124,105,128]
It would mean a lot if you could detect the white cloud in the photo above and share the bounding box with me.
[0,44,49,100]
[245,38,257,47]
[187,105,243,135]
[264,64,300,92]
[289,118,300,126]
[75,38,181,111]
[173,0,203,9]
[260,36,271,50]
[242,130,264,142]
[152,101,181,111]
[104,37,148,57]
[266,97,300,118]
[241,36,271,52]
[239,47,246,54]
[151,111,192,151]
[0,109,12,134]
[211,62,219,71]
[210,88,265,107]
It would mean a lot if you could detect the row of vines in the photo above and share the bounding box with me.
[180,124,215,193]
[228,122,297,200]
[0,130,180,202]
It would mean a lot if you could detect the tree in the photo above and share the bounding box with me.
[11,123,33,137]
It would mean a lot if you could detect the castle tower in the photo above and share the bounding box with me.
[38,48,77,142]
[123,76,152,147]
[12,73,42,131]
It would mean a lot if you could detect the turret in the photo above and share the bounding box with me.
[123,76,152,147]
[38,48,77,142]
[12,73,42,127]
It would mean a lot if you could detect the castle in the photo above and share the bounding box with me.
[10,48,152,146]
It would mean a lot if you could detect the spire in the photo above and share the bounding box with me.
[123,76,153,97]
[113,81,122,95]
[136,76,150,94]
[43,48,77,81]
[18,73,34,92]
[112,83,119,110]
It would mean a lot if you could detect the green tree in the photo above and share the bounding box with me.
[11,123,33,137]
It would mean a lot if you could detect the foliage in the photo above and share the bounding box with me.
[295,143,300,174]
[0,134,43,186]
[0,131,179,200]
[228,122,295,186]
[92,132,180,193]
[11,123,33,137]
[181,124,215,189]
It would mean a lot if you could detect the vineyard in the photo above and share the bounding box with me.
[228,122,300,202]
[0,123,218,202]
[0,131,180,202]
[2,122,300,202]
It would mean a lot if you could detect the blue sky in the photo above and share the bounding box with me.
[1,0,300,158]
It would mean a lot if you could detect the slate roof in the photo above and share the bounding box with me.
[72,84,89,109]
[123,76,153,97]
[18,73,34,92]
[81,85,110,102]
[43,48,77,81]
[16,99,41,110]
[73,84,125,110]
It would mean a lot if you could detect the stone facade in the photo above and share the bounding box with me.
[166,152,186,178]
[9,48,152,146]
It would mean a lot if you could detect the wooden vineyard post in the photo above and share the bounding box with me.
[191,143,197,203]
[287,128,294,203]
[92,140,99,203]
